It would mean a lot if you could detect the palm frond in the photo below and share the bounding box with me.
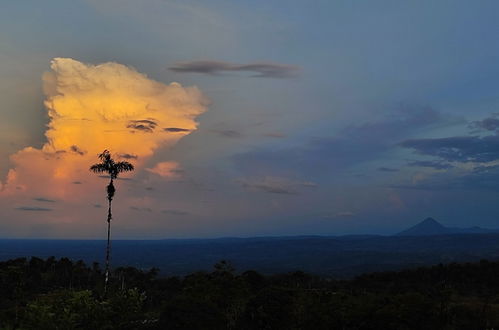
[98,150,112,162]
[115,161,134,173]
[90,150,135,179]
[90,163,110,174]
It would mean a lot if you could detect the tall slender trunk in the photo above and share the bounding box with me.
[104,179,113,296]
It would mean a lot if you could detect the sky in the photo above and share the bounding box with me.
[2,1,499,238]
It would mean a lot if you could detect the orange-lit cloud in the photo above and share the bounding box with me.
[1,58,207,200]
[146,161,182,179]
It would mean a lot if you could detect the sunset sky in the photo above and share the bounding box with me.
[2,1,499,238]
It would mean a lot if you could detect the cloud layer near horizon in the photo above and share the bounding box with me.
[1,58,207,201]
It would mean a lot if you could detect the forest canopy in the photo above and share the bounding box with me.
[2,257,499,329]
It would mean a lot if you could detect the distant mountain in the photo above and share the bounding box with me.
[397,217,499,236]
[397,218,450,236]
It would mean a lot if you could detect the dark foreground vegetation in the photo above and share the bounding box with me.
[2,257,499,329]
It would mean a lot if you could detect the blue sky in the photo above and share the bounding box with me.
[1,1,499,238]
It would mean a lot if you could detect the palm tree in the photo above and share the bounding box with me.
[90,150,134,294]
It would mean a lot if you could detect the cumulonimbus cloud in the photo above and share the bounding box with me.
[169,60,300,78]
[1,58,208,199]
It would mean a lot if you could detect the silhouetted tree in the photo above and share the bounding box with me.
[90,150,134,294]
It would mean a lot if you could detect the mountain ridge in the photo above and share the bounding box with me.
[397,217,499,236]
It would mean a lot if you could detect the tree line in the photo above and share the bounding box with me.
[2,257,499,329]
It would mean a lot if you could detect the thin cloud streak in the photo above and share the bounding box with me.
[16,206,53,211]
[164,127,191,133]
[33,197,56,203]
[169,60,300,78]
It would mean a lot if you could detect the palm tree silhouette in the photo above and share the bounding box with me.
[90,150,134,294]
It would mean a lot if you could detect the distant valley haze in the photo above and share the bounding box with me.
[3,218,499,277]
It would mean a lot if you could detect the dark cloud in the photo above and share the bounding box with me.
[470,115,499,132]
[16,206,53,211]
[401,135,499,163]
[169,60,300,78]
[211,129,243,138]
[69,145,86,156]
[127,119,158,133]
[118,153,138,160]
[378,167,399,172]
[407,160,454,170]
[33,197,56,203]
[164,127,191,133]
[234,106,454,178]
[94,204,102,208]
[397,114,499,191]
[72,181,82,184]
[145,187,154,191]
[161,209,189,216]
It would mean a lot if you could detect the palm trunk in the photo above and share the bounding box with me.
[104,179,114,296]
